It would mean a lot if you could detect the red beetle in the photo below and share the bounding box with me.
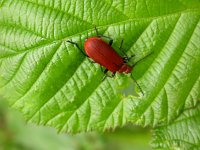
[67,27,152,95]
[84,37,133,74]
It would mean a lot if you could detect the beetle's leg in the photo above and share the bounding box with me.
[100,66,104,73]
[119,40,125,53]
[119,40,135,63]
[98,35,113,46]
[95,26,113,46]
[102,75,107,81]
[102,70,116,81]
[66,40,88,57]
[100,66,109,73]
[108,39,113,46]
[96,34,113,46]
[108,38,113,46]
[104,69,109,74]
[119,40,128,58]
[102,69,108,81]
[95,26,99,36]
[111,73,116,77]
[123,54,135,63]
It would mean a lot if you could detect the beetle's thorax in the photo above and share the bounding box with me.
[118,64,132,74]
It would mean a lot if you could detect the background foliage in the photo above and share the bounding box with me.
[0,0,200,149]
[0,99,151,150]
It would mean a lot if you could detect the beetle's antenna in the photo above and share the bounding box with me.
[129,51,153,96]
[94,26,99,36]
[131,74,144,96]
[132,51,153,67]
[86,31,88,39]
[66,40,88,57]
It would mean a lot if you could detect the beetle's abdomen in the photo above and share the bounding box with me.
[84,37,124,73]
[118,64,132,74]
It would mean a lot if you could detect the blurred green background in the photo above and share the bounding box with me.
[0,97,151,150]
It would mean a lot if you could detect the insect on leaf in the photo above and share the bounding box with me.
[0,0,200,133]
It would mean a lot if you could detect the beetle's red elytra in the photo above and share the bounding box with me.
[84,37,132,74]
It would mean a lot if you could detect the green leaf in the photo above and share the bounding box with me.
[0,0,200,133]
[129,5,200,126]
[152,104,200,149]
